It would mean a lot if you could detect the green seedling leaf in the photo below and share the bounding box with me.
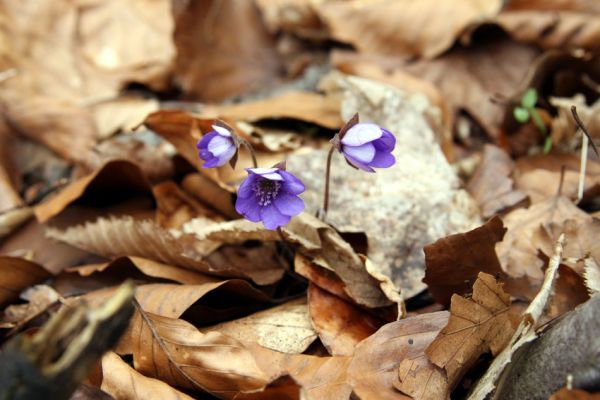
[530,109,547,135]
[514,107,530,123]
[543,135,553,154]
[521,88,537,109]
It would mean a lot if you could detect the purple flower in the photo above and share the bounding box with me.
[333,121,396,172]
[197,124,237,168]
[235,167,305,230]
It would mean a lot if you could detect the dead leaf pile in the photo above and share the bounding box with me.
[1,1,600,399]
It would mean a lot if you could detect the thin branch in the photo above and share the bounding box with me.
[571,106,599,157]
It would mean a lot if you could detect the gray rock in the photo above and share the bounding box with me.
[287,75,481,298]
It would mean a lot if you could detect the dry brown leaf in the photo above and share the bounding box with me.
[34,160,152,223]
[284,213,397,309]
[467,145,528,217]
[205,298,317,354]
[101,351,194,400]
[89,97,160,139]
[173,0,282,101]
[550,95,600,146]
[199,91,342,129]
[497,196,589,289]
[494,9,600,50]
[308,283,384,356]
[423,216,507,306]
[0,257,51,307]
[154,181,223,229]
[66,256,218,286]
[583,256,600,294]
[0,207,32,239]
[0,128,24,213]
[46,216,284,285]
[545,264,589,322]
[425,273,513,390]
[514,152,600,204]
[396,355,448,400]
[182,218,279,243]
[255,0,327,39]
[130,309,270,396]
[404,38,540,138]
[317,0,502,59]
[1,284,60,329]
[181,173,238,219]
[79,135,175,183]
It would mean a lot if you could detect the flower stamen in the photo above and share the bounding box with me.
[253,179,281,206]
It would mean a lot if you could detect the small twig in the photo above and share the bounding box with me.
[556,165,566,198]
[571,106,599,157]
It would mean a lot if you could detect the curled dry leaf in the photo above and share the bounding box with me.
[66,256,219,286]
[494,8,600,50]
[46,216,284,285]
[101,351,194,400]
[154,181,223,229]
[34,160,152,223]
[497,196,589,292]
[173,0,282,101]
[0,257,51,307]
[205,297,317,354]
[307,283,384,356]
[317,0,502,59]
[404,38,540,138]
[198,90,342,129]
[425,273,513,389]
[181,173,238,219]
[467,144,528,217]
[423,216,507,307]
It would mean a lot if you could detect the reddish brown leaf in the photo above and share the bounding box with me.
[423,216,507,306]
[308,283,384,356]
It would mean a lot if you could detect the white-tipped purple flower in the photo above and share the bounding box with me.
[235,166,305,230]
[197,124,238,168]
[331,115,396,172]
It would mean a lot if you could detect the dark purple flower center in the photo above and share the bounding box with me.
[252,179,281,206]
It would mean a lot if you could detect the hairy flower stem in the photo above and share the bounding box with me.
[240,139,258,168]
[322,146,335,216]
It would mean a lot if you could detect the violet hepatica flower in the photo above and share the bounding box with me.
[235,167,305,230]
[197,124,238,168]
[332,116,396,172]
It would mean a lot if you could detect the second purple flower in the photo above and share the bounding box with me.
[333,122,396,172]
[197,124,237,168]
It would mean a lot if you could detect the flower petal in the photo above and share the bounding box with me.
[279,171,305,194]
[212,125,232,137]
[235,196,261,222]
[208,135,234,157]
[260,204,290,229]
[370,151,395,168]
[216,145,236,165]
[342,142,375,163]
[341,123,382,146]
[197,131,219,150]
[373,130,396,152]
[201,152,221,168]
[345,154,375,172]
[237,174,257,199]
[247,168,283,181]
[274,193,304,216]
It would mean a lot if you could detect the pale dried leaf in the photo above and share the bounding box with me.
[0,207,32,239]
[205,298,317,354]
[46,216,283,284]
[317,0,502,59]
[583,257,600,295]
[101,351,194,400]
[0,256,51,306]
[183,218,278,243]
